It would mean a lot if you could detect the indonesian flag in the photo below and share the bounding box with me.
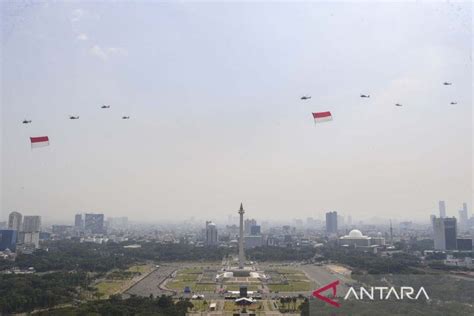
[312,111,333,124]
[30,136,50,148]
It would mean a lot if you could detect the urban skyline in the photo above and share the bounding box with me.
[1,1,473,314]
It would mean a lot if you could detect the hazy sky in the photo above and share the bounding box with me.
[1,1,472,224]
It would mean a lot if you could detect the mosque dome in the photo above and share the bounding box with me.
[348,229,364,238]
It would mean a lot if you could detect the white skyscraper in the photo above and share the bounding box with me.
[205,221,218,246]
[23,216,41,232]
[458,203,468,230]
[439,201,446,218]
[8,212,22,230]
[432,217,457,250]
[433,218,446,250]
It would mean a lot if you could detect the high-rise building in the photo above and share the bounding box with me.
[439,201,446,218]
[23,232,40,249]
[244,218,257,235]
[205,221,218,246]
[0,230,17,251]
[75,214,83,229]
[432,217,457,250]
[444,218,457,250]
[250,225,261,235]
[22,216,41,232]
[326,211,338,235]
[8,212,22,230]
[456,238,473,251]
[458,203,469,230]
[84,213,105,234]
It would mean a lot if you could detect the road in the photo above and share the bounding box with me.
[298,265,354,297]
[125,265,177,297]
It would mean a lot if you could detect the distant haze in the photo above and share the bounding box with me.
[1,1,472,223]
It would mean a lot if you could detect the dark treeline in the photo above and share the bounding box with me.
[0,272,88,314]
[1,240,319,274]
[0,240,232,273]
[126,242,231,261]
[0,240,426,275]
[247,246,317,261]
[317,248,421,274]
[37,295,192,316]
[1,241,135,272]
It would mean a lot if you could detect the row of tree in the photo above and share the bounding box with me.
[0,272,88,314]
[317,248,421,274]
[36,295,192,316]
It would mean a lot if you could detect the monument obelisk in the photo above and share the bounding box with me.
[238,203,245,269]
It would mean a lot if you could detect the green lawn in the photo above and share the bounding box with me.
[193,284,216,292]
[96,264,154,298]
[167,267,216,292]
[95,281,124,297]
[267,268,312,292]
[126,264,153,274]
[223,301,263,312]
[268,281,311,292]
[225,284,260,291]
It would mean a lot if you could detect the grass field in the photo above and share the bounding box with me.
[225,284,261,291]
[95,263,154,298]
[268,268,312,292]
[193,284,217,292]
[167,267,217,293]
[223,301,263,312]
[126,264,153,274]
[268,281,311,292]
[275,298,305,312]
[95,280,124,297]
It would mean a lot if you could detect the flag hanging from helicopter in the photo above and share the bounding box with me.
[30,136,49,148]
[312,111,333,124]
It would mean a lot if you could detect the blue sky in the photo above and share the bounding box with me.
[1,1,472,223]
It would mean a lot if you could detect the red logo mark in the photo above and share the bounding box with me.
[312,280,340,307]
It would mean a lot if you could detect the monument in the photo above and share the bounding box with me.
[215,203,267,283]
[238,202,245,269]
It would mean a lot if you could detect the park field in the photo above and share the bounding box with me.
[95,264,155,298]
[166,267,216,293]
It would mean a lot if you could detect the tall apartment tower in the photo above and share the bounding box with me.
[74,214,83,229]
[439,201,446,218]
[325,211,338,235]
[23,216,41,232]
[22,216,41,249]
[205,221,218,246]
[458,203,469,230]
[8,212,22,230]
[84,213,105,234]
[432,217,457,250]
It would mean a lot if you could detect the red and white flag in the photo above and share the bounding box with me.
[30,136,50,148]
[312,111,333,124]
